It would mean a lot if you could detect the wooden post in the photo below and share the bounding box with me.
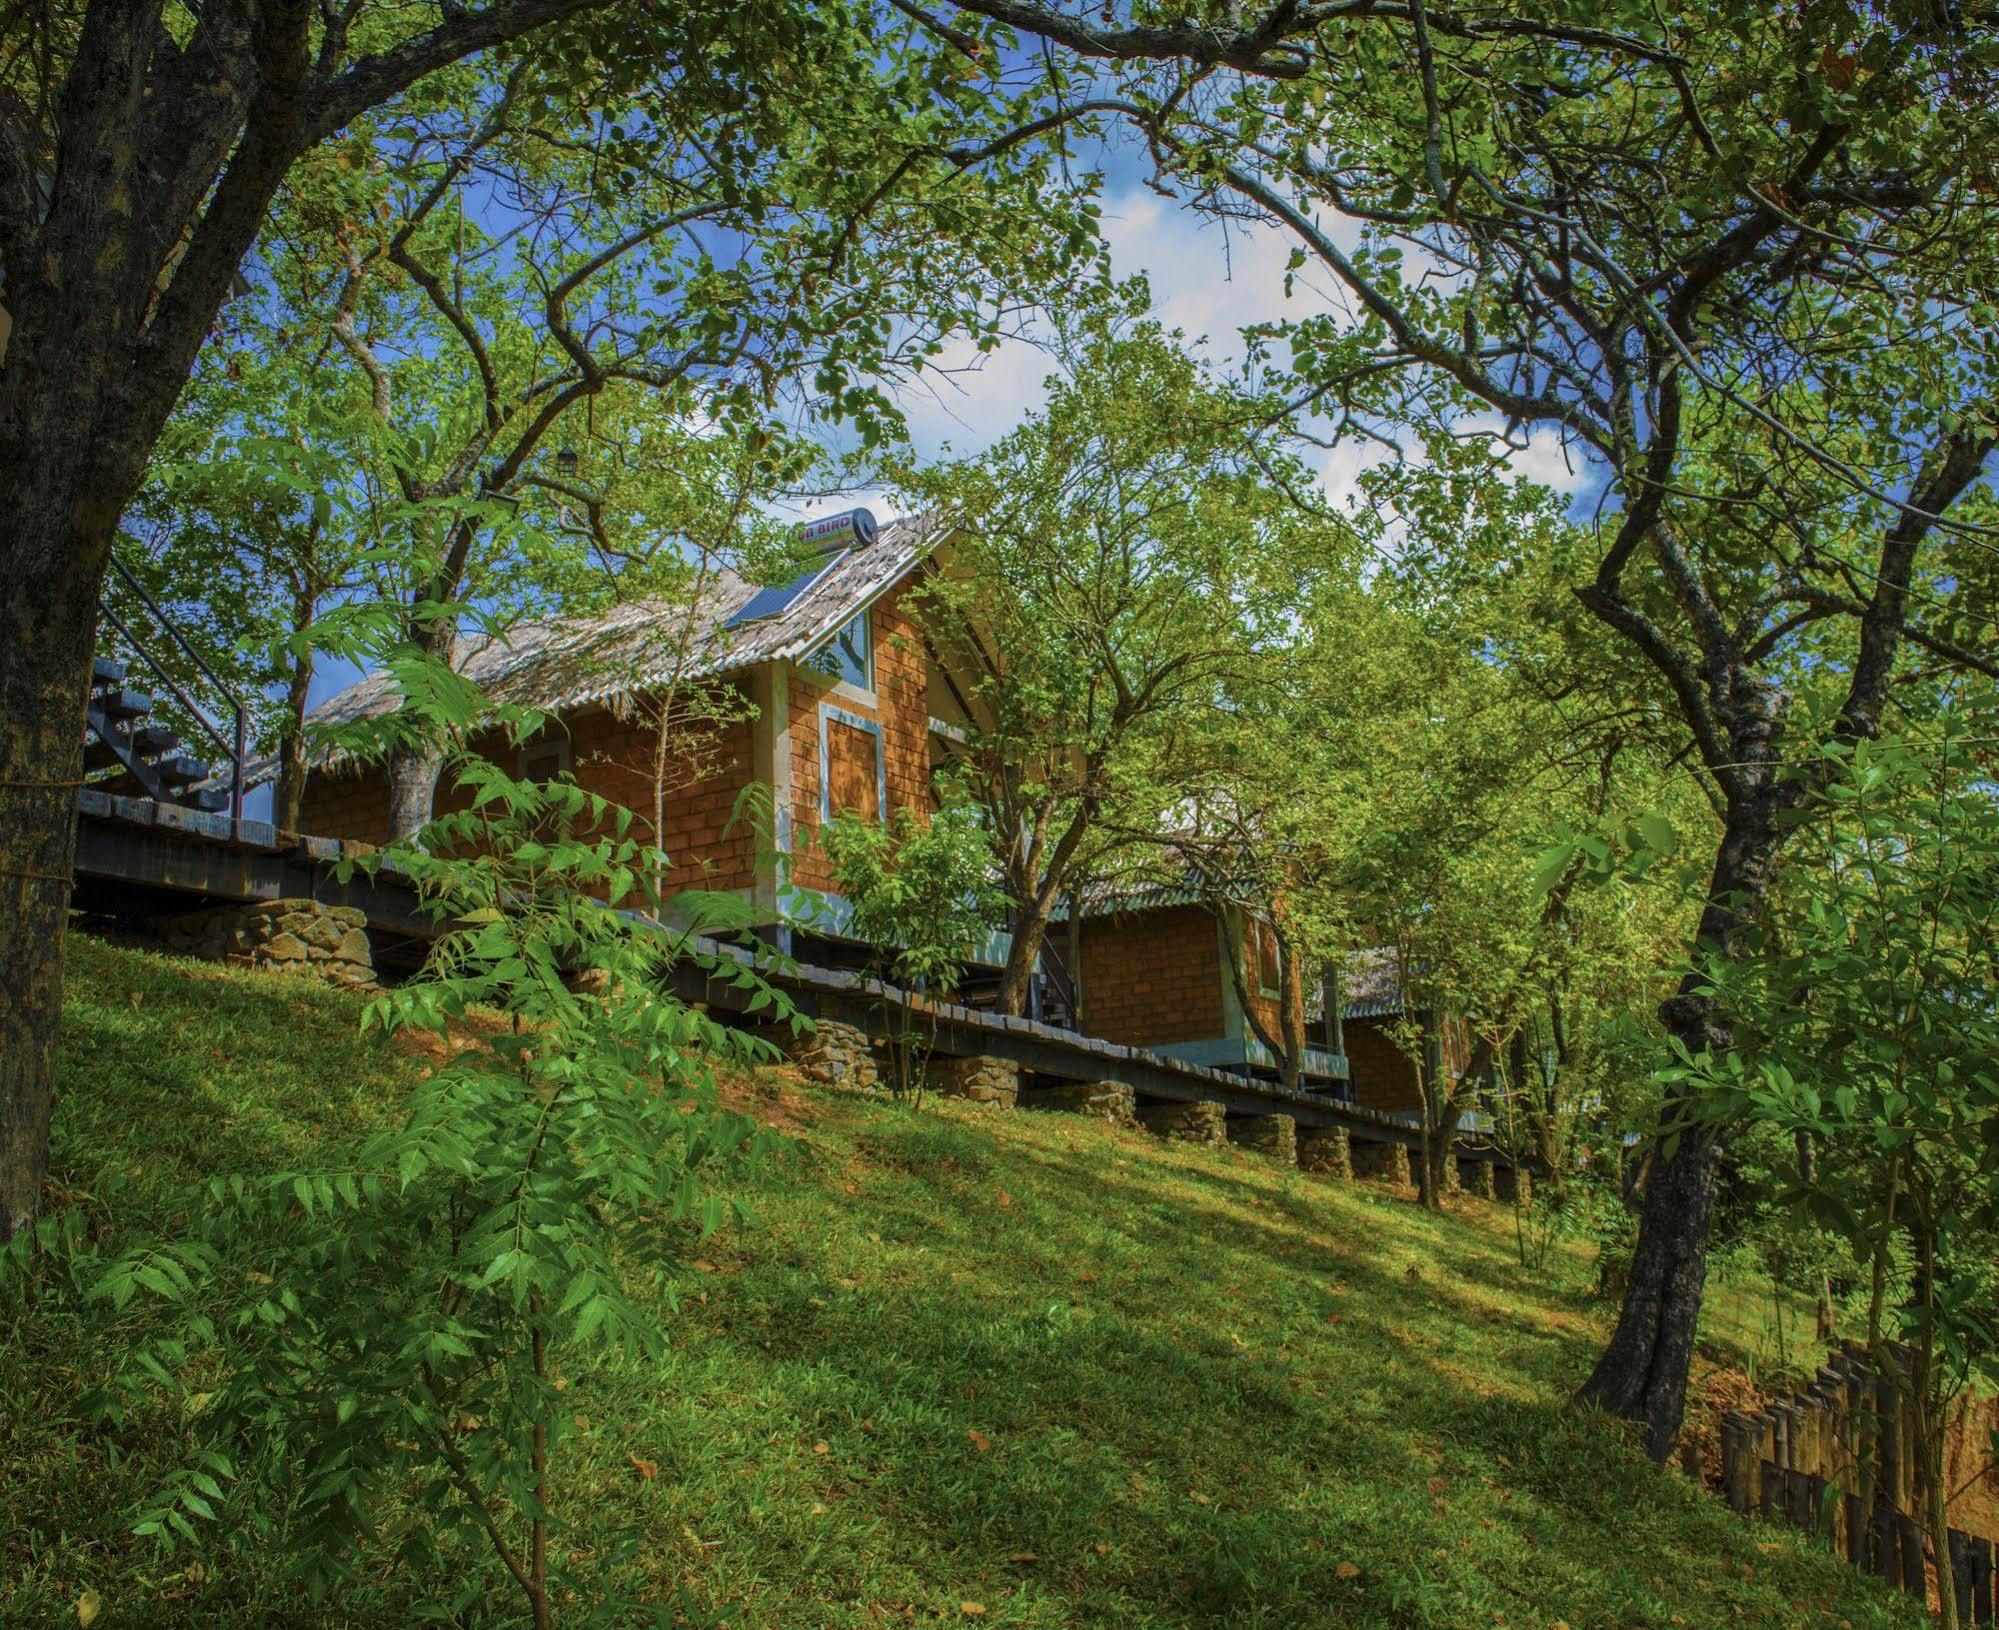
[1786,1467,1812,1531]
[1722,1415,1750,1513]
[1873,1501,1900,1585]
[1844,1491,1868,1570]
[1878,1372,1904,1517]
[1952,1530,1977,1623]
[1898,1512,1926,1598]
[1761,1460,1783,1523]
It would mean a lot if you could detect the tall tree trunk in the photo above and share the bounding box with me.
[996,899,1052,1016]
[384,620,458,841]
[0,522,101,1241]
[272,592,316,832]
[1416,1011,1447,1211]
[1574,796,1785,1460]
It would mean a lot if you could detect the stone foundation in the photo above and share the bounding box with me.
[1351,1139,1411,1185]
[146,897,373,988]
[927,1054,1019,1107]
[1037,1079,1138,1127]
[1457,1157,1495,1199]
[1228,1113,1296,1165]
[1297,1126,1352,1178]
[784,1018,878,1090]
[1493,1164,1532,1204]
[1138,1099,1228,1147]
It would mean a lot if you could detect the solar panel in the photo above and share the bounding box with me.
[725,548,849,628]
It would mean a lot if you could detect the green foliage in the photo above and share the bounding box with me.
[1672,721,1999,1382]
[16,656,795,1624]
[902,314,1337,1005]
[823,804,1006,1099]
[823,804,1005,999]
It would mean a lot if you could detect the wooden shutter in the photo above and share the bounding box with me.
[826,718,882,821]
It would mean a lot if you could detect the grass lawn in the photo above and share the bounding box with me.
[0,933,1924,1628]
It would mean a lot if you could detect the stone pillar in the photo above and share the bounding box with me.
[1297,1126,1352,1178]
[1351,1139,1411,1185]
[1036,1079,1137,1127]
[1228,1113,1297,1165]
[927,1054,1020,1108]
[785,1018,878,1090]
[146,898,374,988]
[1138,1099,1228,1147]
[1493,1164,1532,1204]
[1457,1157,1494,1199]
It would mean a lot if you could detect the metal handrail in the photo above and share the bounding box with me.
[100,554,248,820]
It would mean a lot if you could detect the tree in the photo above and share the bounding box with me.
[123,386,382,830]
[823,802,1006,1099]
[0,0,1101,1240]
[1672,720,1999,1627]
[938,0,1999,1455]
[908,318,1321,1014]
[0,0,644,1241]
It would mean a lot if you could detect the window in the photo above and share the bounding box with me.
[1252,919,1283,997]
[517,735,571,782]
[516,733,573,841]
[819,705,885,824]
[806,607,872,691]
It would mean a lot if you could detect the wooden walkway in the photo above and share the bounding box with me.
[72,791,1513,1166]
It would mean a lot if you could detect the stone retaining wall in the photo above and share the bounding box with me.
[1493,1164,1531,1204]
[1457,1157,1495,1199]
[1352,1139,1411,1185]
[146,897,374,988]
[928,1055,1019,1108]
[1036,1079,1138,1127]
[1228,1113,1297,1165]
[784,1018,878,1090]
[1138,1099,1228,1147]
[1298,1126,1352,1178]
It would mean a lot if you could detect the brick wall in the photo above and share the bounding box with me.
[1343,1018,1423,1116]
[785,580,934,894]
[1343,1012,1475,1119]
[295,572,937,908]
[1077,904,1226,1047]
[296,685,758,895]
[297,761,397,849]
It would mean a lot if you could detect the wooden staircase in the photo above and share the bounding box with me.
[84,656,235,815]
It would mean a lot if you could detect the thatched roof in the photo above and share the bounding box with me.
[309,513,942,735]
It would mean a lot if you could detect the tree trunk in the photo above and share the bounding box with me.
[383,619,459,841]
[272,594,316,832]
[387,738,449,842]
[996,899,1052,1017]
[0,529,101,1240]
[1574,797,1785,1460]
[1416,1011,1447,1211]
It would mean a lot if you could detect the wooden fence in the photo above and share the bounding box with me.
[1718,1343,1995,1621]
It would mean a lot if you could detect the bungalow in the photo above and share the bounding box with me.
[1068,875,1352,1095]
[1065,887,1486,1118]
[1336,947,1483,1121]
[299,510,976,961]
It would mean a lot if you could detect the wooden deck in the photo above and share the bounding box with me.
[71,791,1513,1166]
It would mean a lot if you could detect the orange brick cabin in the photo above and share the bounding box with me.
[298,512,974,957]
[1069,881,1350,1093]
[1336,947,1482,1122]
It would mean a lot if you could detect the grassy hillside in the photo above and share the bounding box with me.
[2,934,1919,1628]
